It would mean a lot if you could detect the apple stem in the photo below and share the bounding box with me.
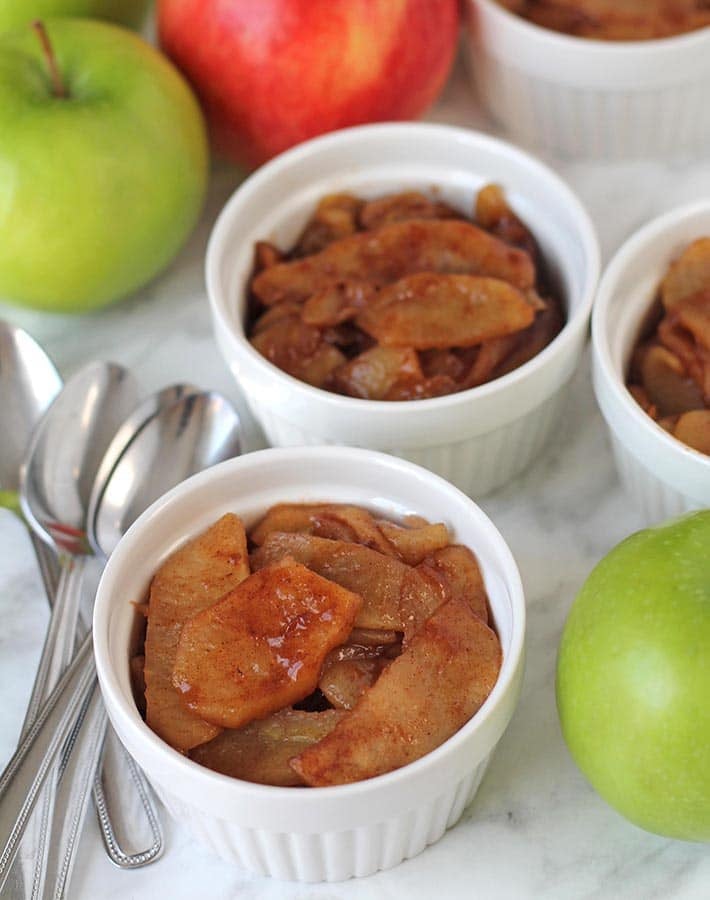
[32,20,68,99]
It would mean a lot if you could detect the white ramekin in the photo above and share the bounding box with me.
[206,123,599,498]
[592,201,710,524]
[93,446,525,882]
[464,0,710,161]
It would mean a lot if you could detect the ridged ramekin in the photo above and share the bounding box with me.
[464,0,710,161]
[206,123,599,498]
[592,201,710,524]
[93,446,525,882]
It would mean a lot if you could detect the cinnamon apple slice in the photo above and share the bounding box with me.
[190,708,346,786]
[291,597,502,786]
[250,533,445,638]
[172,560,362,729]
[251,219,535,305]
[661,238,710,309]
[144,513,250,752]
[355,274,535,350]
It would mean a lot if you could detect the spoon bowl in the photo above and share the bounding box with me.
[86,383,201,558]
[20,362,140,556]
[0,321,62,503]
[90,390,242,559]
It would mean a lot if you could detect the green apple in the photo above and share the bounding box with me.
[0,1,150,34]
[0,18,208,313]
[556,510,710,841]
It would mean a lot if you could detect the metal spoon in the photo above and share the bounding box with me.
[0,320,62,607]
[46,383,200,885]
[17,361,140,899]
[0,322,63,900]
[0,390,242,893]
[90,390,243,559]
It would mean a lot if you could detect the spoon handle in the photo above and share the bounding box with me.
[0,634,95,893]
[29,531,60,612]
[93,733,164,869]
[15,558,87,900]
[44,688,107,899]
[20,557,85,736]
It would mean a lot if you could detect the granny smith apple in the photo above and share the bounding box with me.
[0,18,208,313]
[0,0,150,33]
[556,510,710,841]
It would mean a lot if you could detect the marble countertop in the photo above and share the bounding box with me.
[2,60,710,900]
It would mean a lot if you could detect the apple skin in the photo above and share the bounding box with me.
[0,19,208,313]
[556,510,710,841]
[0,1,150,33]
[157,0,460,168]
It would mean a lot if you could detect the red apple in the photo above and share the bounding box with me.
[157,0,460,168]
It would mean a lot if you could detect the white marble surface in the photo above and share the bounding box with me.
[2,60,710,899]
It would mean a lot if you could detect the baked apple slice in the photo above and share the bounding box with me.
[661,238,710,309]
[355,274,535,350]
[190,708,345,786]
[319,657,389,711]
[419,545,489,623]
[250,533,445,637]
[144,513,250,752]
[291,596,502,786]
[172,560,362,729]
[251,219,535,305]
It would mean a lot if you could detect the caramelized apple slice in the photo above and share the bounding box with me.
[459,333,521,389]
[490,298,564,379]
[475,183,538,259]
[250,533,445,637]
[420,349,468,381]
[309,505,395,555]
[330,346,423,400]
[293,193,362,257]
[301,281,375,327]
[249,315,345,387]
[251,219,536,305]
[130,655,146,718]
[144,513,250,752]
[251,301,304,335]
[676,291,710,353]
[249,503,330,545]
[250,503,394,555]
[376,520,450,565]
[661,239,710,309]
[355,275,535,350]
[172,560,362,729]
[628,384,658,419]
[253,240,284,273]
[383,374,458,400]
[347,627,401,647]
[291,597,502,786]
[640,344,704,416]
[250,314,321,368]
[419,545,489,624]
[674,409,710,454]
[319,658,389,711]
[358,192,459,230]
[190,708,346,786]
[297,343,348,388]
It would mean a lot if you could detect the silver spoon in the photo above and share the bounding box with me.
[0,322,63,900]
[46,383,200,885]
[0,390,242,892]
[19,362,139,730]
[0,320,62,608]
[17,361,139,899]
